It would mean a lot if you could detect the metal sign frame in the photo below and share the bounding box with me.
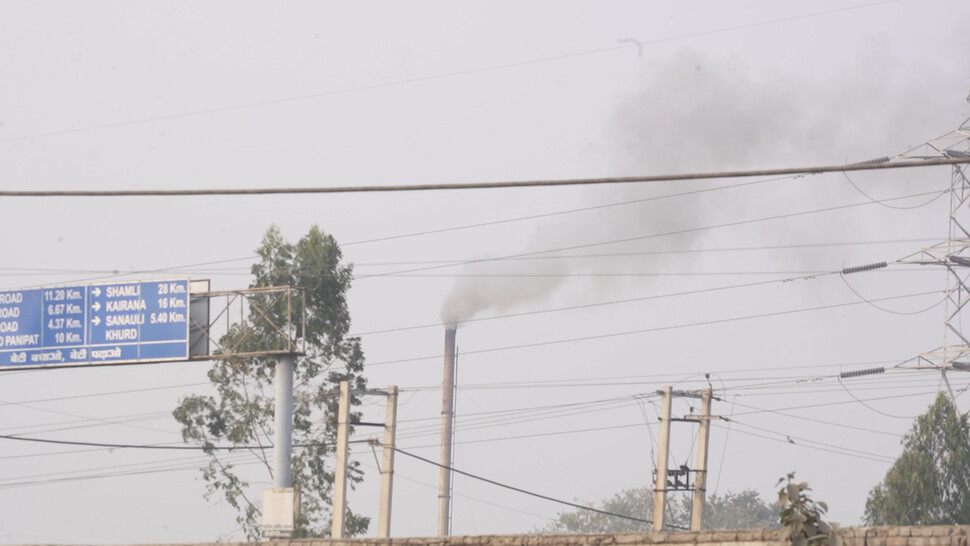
[0,279,191,370]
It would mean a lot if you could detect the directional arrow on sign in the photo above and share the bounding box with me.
[91,302,101,312]
[91,316,101,326]
[91,287,101,297]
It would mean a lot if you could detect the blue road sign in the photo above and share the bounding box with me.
[0,280,191,370]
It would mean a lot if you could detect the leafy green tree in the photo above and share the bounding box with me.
[539,487,777,533]
[706,489,779,530]
[777,473,838,546]
[864,392,970,525]
[173,225,368,540]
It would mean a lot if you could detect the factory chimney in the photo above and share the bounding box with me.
[437,326,457,536]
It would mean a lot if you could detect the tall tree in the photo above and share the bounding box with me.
[173,225,368,540]
[539,487,777,533]
[864,392,970,525]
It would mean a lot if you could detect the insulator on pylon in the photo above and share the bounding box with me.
[839,367,886,379]
[848,156,891,166]
[841,261,888,275]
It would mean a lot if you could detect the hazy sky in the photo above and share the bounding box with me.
[2,1,970,543]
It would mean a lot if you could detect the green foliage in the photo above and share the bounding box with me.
[864,393,970,525]
[705,489,779,530]
[542,487,652,533]
[539,487,777,533]
[173,225,368,540]
[777,473,838,546]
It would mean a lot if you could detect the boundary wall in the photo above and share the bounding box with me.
[279,527,970,546]
[26,526,970,546]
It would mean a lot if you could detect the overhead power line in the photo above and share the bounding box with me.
[358,188,945,280]
[0,0,897,146]
[393,447,651,524]
[0,433,368,451]
[366,289,941,367]
[1,158,966,197]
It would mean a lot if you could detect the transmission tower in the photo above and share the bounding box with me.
[895,89,970,402]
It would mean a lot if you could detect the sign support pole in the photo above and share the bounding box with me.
[273,354,295,489]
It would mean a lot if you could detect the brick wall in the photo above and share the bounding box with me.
[246,526,970,546]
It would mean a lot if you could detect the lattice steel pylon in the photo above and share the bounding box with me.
[895,88,970,404]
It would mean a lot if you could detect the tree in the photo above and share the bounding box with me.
[706,489,779,530]
[173,225,369,540]
[864,392,970,525]
[777,473,838,546]
[539,487,777,533]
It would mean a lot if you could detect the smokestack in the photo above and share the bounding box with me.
[437,327,457,537]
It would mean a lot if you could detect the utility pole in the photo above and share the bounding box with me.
[331,380,351,538]
[377,385,399,538]
[327,384,399,538]
[652,386,719,532]
[652,386,672,532]
[687,389,712,531]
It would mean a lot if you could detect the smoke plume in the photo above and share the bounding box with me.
[441,49,965,325]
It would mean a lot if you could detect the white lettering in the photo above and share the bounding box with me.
[91,347,122,360]
[105,314,145,327]
[106,299,147,312]
[105,328,138,341]
[0,307,20,318]
[4,334,39,347]
[30,350,64,363]
[0,322,19,333]
[0,293,23,304]
[106,285,140,298]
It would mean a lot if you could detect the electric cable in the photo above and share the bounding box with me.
[344,175,804,247]
[712,393,737,496]
[0,381,210,407]
[729,389,936,417]
[379,270,832,278]
[0,161,964,198]
[393,447,652,524]
[836,375,921,419]
[729,419,896,461]
[397,358,910,392]
[0,411,171,436]
[371,462,554,522]
[358,188,947,280]
[841,171,950,210]
[0,0,901,145]
[365,289,941,367]
[0,433,366,451]
[459,392,599,499]
[723,399,901,437]
[353,238,942,267]
[0,458,267,491]
[839,273,945,315]
[351,271,838,337]
[713,422,894,464]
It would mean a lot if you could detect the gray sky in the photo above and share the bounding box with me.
[2,1,970,543]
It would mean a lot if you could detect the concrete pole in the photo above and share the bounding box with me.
[377,386,399,538]
[690,389,713,531]
[438,327,457,537]
[332,380,351,538]
[652,386,672,532]
[273,354,295,488]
